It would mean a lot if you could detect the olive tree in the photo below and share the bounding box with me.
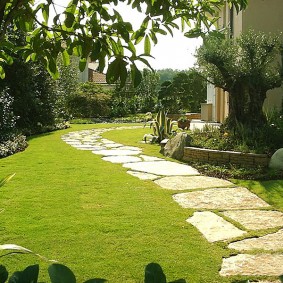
[0,0,248,85]
[197,30,282,130]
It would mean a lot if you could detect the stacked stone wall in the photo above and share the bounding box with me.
[183,147,270,167]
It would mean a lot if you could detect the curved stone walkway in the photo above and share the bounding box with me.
[61,126,283,281]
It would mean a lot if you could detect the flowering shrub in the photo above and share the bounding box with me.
[0,134,27,158]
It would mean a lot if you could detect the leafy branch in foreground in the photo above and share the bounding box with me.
[0,0,248,85]
[0,262,187,283]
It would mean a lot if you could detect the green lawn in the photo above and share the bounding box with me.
[0,124,281,282]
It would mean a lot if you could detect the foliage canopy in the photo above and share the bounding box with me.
[0,0,248,85]
[197,30,283,130]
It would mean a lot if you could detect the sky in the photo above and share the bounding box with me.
[46,1,202,70]
[114,2,202,70]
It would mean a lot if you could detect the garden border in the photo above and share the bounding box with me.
[183,147,270,167]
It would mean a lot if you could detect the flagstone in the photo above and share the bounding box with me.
[123,161,200,176]
[140,155,164,161]
[92,149,142,156]
[118,146,142,151]
[74,144,101,150]
[173,187,270,210]
[228,229,283,251]
[220,254,283,276]
[187,211,247,242]
[222,210,283,230]
[104,143,123,148]
[101,139,116,144]
[126,171,160,180]
[65,141,82,145]
[155,176,234,191]
[102,156,142,163]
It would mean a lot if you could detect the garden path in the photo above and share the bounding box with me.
[61,126,283,282]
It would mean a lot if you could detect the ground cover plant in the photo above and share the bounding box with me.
[0,124,235,283]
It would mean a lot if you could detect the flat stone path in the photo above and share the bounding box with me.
[61,126,283,281]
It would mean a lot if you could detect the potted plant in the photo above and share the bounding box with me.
[178,116,190,130]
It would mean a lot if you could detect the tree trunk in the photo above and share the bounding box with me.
[225,83,247,130]
[247,88,267,128]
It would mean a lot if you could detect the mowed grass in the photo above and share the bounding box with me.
[0,123,278,282]
[233,179,283,212]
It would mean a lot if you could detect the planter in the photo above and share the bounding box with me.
[178,120,190,130]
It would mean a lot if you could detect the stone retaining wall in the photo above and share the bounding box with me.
[183,147,270,167]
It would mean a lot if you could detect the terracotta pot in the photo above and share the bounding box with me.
[178,120,190,130]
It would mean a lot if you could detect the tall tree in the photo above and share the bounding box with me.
[135,69,160,112]
[0,0,248,85]
[0,27,58,134]
[158,70,206,113]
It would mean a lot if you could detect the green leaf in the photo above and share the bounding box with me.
[0,66,5,79]
[106,58,120,84]
[65,12,75,28]
[136,57,153,71]
[53,14,61,25]
[144,35,151,55]
[0,265,8,283]
[279,275,283,283]
[79,58,87,72]
[0,53,13,65]
[48,264,76,283]
[45,55,59,79]
[130,64,142,87]
[84,280,107,283]
[42,5,49,23]
[150,31,158,45]
[62,50,70,65]
[8,265,39,283]
[90,41,101,61]
[126,41,136,55]
[156,29,167,35]
[184,28,203,38]
[0,174,15,188]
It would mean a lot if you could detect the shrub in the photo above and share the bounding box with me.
[67,82,111,118]
[0,88,17,142]
[0,134,28,158]
[190,113,283,155]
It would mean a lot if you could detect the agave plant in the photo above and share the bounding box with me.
[145,109,177,143]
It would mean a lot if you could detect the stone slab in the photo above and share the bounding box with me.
[228,229,283,251]
[102,156,142,164]
[66,142,82,146]
[101,139,116,144]
[92,149,141,156]
[223,210,283,230]
[74,145,101,150]
[123,161,200,176]
[104,143,123,148]
[126,171,159,180]
[118,146,142,151]
[220,254,283,276]
[155,176,234,191]
[187,211,247,242]
[140,155,164,161]
[173,187,270,210]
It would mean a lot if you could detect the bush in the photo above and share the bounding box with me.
[0,134,28,158]
[190,112,283,155]
[0,88,17,142]
[67,82,111,118]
